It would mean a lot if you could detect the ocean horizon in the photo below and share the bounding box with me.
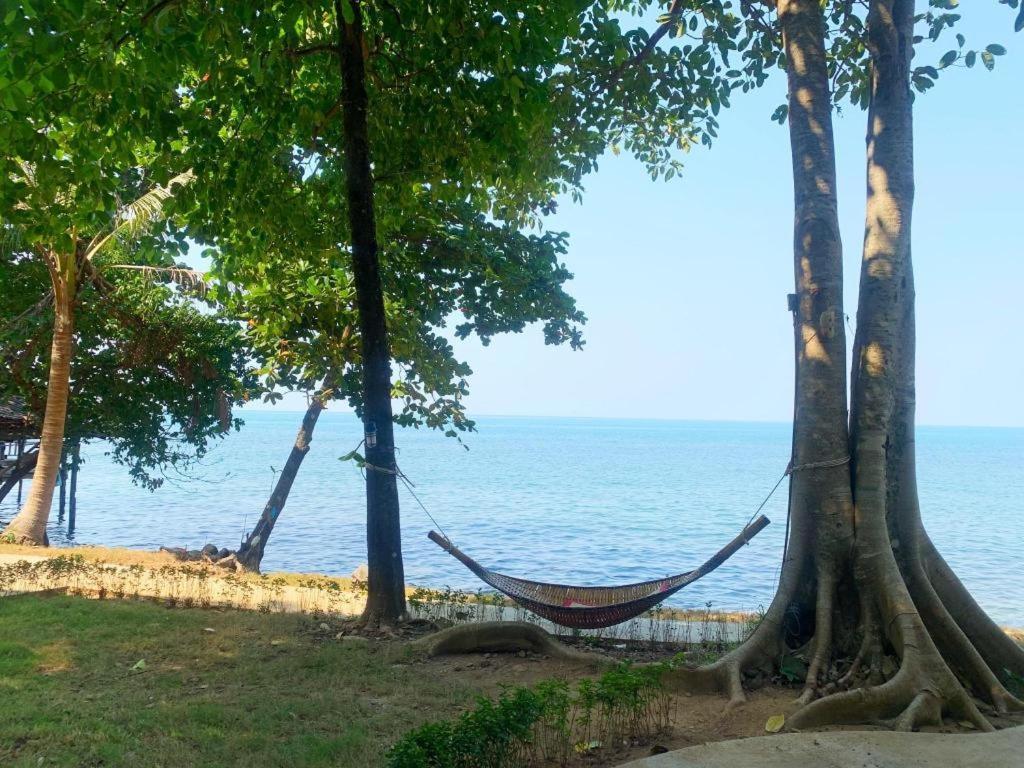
[4,413,1022,626]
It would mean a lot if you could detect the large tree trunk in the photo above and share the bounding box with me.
[235,393,327,571]
[668,0,1024,730]
[791,0,1023,729]
[335,0,407,626]
[666,0,855,707]
[3,250,76,545]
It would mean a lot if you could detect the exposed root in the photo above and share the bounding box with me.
[839,597,885,689]
[906,561,1024,714]
[404,621,610,668]
[923,536,1024,683]
[893,691,942,732]
[797,569,838,706]
[788,650,995,733]
[665,606,786,709]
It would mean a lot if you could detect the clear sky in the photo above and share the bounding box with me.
[248,5,1024,428]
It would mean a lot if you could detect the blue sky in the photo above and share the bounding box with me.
[249,5,1024,427]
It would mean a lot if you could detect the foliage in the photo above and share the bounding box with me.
[0,230,256,490]
[387,662,671,768]
[612,0,1015,134]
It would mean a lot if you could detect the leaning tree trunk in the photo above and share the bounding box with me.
[235,392,328,571]
[336,0,407,625]
[2,250,76,546]
[666,0,856,707]
[787,0,1022,730]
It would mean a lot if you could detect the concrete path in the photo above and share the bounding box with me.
[620,727,1024,768]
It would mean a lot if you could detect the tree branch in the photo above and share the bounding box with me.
[285,43,341,57]
[114,0,180,49]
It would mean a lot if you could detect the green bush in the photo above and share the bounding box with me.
[386,662,671,768]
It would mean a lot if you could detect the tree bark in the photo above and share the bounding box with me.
[235,393,327,571]
[666,0,1024,729]
[335,0,407,625]
[669,0,856,708]
[3,249,76,545]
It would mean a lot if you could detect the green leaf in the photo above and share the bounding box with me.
[1017,7,1024,34]
[765,714,785,733]
[985,44,1006,56]
[965,50,976,68]
[939,50,958,68]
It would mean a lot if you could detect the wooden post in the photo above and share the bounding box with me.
[67,439,80,535]
[16,438,24,506]
[57,445,68,523]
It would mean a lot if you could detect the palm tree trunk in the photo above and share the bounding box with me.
[3,250,76,545]
[236,394,327,571]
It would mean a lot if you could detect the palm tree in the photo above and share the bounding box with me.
[2,170,194,545]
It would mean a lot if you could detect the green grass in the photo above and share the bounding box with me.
[0,594,475,767]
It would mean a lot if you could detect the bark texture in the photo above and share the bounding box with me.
[235,393,327,571]
[664,0,856,709]
[3,248,76,545]
[336,0,406,625]
[666,0,1024,729]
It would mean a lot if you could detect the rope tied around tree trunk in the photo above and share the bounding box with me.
[787,455,851,474]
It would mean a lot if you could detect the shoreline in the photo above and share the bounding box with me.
[3,542,1023,644]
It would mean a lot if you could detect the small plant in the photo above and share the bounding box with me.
[387,662,672,767]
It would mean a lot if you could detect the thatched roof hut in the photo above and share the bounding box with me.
[0,398,34,442]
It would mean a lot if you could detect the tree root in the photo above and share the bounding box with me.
[403,622,611,669]
[923,537,1024,683]
[797,569,838,705]
[838,594,885,689]
[788,642,994,733]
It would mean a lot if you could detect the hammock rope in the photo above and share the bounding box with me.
[351,439,847,629]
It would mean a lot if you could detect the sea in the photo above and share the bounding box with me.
[3,413,1022,626]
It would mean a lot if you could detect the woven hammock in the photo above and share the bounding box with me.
[427,514,770,629]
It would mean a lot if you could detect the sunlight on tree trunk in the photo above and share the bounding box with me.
[666,0,1024,731]
[3,247,76,545]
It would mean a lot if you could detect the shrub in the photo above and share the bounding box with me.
[387,662,672,768]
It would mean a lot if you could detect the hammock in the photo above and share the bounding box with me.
[427,514,770,629]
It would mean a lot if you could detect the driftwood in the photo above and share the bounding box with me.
[159,544,244,571]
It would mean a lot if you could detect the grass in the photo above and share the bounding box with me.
[0,594,478,767]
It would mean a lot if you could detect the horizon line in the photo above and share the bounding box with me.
[236,407,1024,431]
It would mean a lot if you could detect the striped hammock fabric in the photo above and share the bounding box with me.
[427,514,770,629]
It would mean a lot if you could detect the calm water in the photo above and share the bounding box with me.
[3,414,1022,625]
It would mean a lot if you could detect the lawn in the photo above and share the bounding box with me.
[0,594,476,767]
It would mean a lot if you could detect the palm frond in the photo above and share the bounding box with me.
[106,264,208,296]
[85,170,195,261]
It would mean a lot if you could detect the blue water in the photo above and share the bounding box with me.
[3,414,1022,625]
